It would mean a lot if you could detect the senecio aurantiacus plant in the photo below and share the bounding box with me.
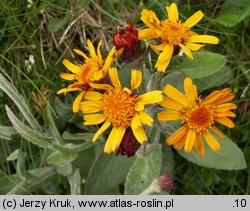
[57,2,237,158]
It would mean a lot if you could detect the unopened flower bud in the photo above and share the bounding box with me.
[113,22,142,63]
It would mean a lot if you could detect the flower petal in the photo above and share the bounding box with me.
[158,110,181,121]
[87,39,98,60]
[184,77,197,102]
[80,101,103,113]
[215,117,235,128]
[138,111,153,126]
[189,35,219,44]
[194,133,205,156]
[104,127,126,153]
[109,67,121,88]
[138,28,160,40]
[147,42,167,51]
[184,10,204,28]
[84,114,105,125]
[73,49,88,59]
[132,126,147,144]
[62,59,81,74]
[141,9,160,28]
[89,83,112,90]
[97,40,103,61]
[163,84,188,107]
[138,91,163,104]
[131,114,142,129]
[111,127,126,152]
[166,125,189,145]
[214,103,237,112]
[56,87,80,95]
[166,3,179,22]
[73,91,85,113]
[212,125,225,139]
[155,44,174,72]
[92,121,111,142]
[131,69,142,90]
[214,93,235,105]
[185,42,204,51]
[203,130,220,151]
[216,111,236,118]
[102,46,116,76]
[184,129,196,153]
[160,97,183,110]
[84,91,103,101]
[178,43,193,59]
[60,73,76,81]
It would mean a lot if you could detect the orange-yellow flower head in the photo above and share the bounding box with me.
[138,3,219,72]
[57,39,118,113]
[158,77,237,156]
[80,67,163,154]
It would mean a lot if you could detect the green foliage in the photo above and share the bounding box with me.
[213,0,250,27]
[85,150,135,194]
[47,151,78,167]
[125,145,162,194]
[176,52,226,79]
[177,130,247,170]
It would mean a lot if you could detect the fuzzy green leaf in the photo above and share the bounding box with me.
[0,125,17,140]
[6,149,20,161]
[6,105,53,148]
[0,74,41,131]
[0,167,55,194]
[46,151,78,167]
[177,52,226,79]
[85,150,135,194]
[68,168,81,195]
[194,66,234,90]
[177,130,247,170]
[125,144,162,194]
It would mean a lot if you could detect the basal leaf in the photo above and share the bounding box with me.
[6,105,53,148]
[0,74,41,131]
[85,150,135,194]
[125,144,162,194]
[177,130,247,170]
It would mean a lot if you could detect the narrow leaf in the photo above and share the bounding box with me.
[0,125,18,140]
[0,74,41,131]
[6,105,53,148]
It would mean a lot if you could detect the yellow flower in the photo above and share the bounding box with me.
[80,67,163,154]
[138,3,219,72]
[158,77,237,156]
[57,39,118,113]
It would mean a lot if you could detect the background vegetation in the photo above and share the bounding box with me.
[0,0,249,194]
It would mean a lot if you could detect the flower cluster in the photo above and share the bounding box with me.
[57,3,236,157]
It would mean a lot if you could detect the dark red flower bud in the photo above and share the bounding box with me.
[116,127,141,157]
[113,22,142,63]
[158,172,176,191]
